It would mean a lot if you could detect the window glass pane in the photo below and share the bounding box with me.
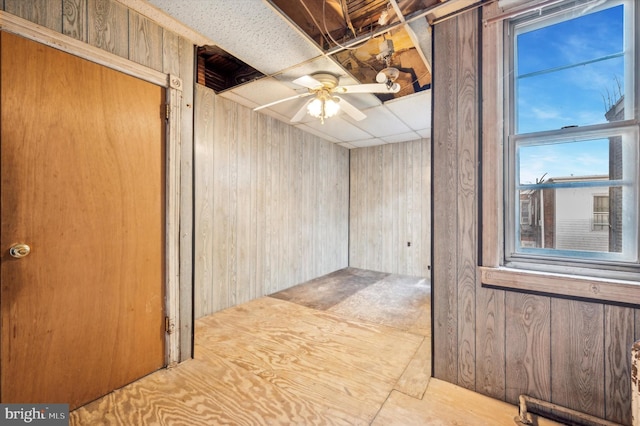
[514,129,637,261]
[516,58,624,133]
[517,186,626,255]
[507,0,638,269]
[515,4,627,134]
[518,139,609,185]
[516,6,623,75]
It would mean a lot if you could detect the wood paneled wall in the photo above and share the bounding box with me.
[194,85,349,318]
[2,0,195,361]
[432,8,640,425]
[349,140,431,277]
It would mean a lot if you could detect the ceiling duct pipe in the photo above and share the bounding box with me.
[633,340,639,426]
[514,394,623,426]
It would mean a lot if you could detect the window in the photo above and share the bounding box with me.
[520,199,531,225]
[505,0,639,271]
[592,195,609,231]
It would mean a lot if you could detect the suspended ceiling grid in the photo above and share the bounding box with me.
[144,0,475,148]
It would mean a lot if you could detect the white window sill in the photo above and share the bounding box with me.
[480,266,640,305]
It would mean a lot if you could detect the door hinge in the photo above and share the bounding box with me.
[165,316,175,334]
[164,103,171,120]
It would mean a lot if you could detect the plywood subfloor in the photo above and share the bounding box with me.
[70,268,562,425]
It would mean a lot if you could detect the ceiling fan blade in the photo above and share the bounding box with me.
[335,96,366,121]
[291,99,313,123]
[253,92,313,111]
[292,74,323,89]
[335,83,401,94]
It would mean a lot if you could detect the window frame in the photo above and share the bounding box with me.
[479,0,639,303]
[502,0,640,278]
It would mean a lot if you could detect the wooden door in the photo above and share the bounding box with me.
[0,32,165,409]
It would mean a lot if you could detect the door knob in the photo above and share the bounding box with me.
[9,243,31,259]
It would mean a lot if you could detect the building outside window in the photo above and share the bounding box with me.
[505,0,638,272]
[592,194,609,231]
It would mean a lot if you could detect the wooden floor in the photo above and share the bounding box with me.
[70,268,561,425]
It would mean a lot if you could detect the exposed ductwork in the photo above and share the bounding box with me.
[514,394,625,426]
[633,340,639,426]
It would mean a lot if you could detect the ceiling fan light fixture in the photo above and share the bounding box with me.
[376,67,400,83]
[307,92,340,124]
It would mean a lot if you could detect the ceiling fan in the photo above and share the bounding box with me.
[253,71,401,124]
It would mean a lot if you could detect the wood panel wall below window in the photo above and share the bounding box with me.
[432,7,640,426]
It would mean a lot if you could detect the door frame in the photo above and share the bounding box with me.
[0,12,184,367]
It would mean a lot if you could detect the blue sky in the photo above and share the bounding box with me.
[519,139,609,184]
[516,3,625,183]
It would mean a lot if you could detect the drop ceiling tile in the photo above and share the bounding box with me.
[381,131,422,144]
[143,0,435,149]
[274,57,352,86]
[352,106,412,137]
[337,142,358,149]
[302,116,373,142]
[225,77,300,109]
[336,93,383,110]
[293,124,341,143]
[416,128,431,139]
[384,90,431,131]
[350,138,387,148]
[148,0,321,74]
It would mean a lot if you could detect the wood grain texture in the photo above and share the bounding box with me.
[3,0,196,366]
[1,32,164,408]
[5,0,62,31]
[128,10,162,70]
[455,10,479,391]
[62,0,86,41]
[394,338,432,399]
[348,140,431,277]
[475,282,506,399]
[235,101,252,305]
[165,77,183,367]
[480,1,504,267]
[381,144,394,273]
[329,274,430,336]
[193,84,215,318]
[73,355,362,425]
[69,269,558,425]
[421,137,431,274]
[432,14,460,385]
[475,7,505,387]
[194,87,349,318]
[395,141,408,274]
[373,381,563,426]
[551,299,605,418]
[270,268,388,311]
[604,305,633,425]
[162,28,180,75]
[197,298,423,416]
[88,0,128,57]
[482,266,640,305]
[505,293,551,404]
[0,9,167,87]
[71,274,435,425]
[430,8,638,421]
[178,35,195,362]
[351,148,366,270]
